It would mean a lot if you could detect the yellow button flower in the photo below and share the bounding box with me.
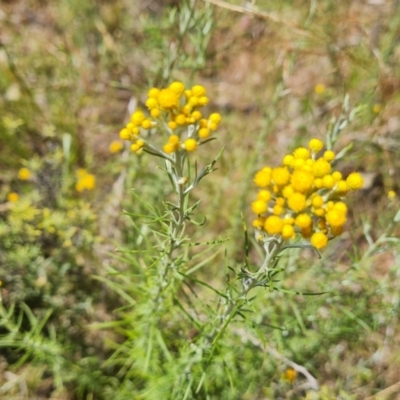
[293,147,310,160]
[131,110,146,125]
[158,88,180,110]
[252,200,268,215]
[264,216,284,235]
[287,192,306,212]
[184,138,197,152]
[291,169,314,193]
[169,81,185,95]
[282,224,295,239]
[18,167,31,180]
[346,172,364,190]
[76,170,96,192]
[323,150,335,162]
[254,168,272,188]
[295,213,312,228]
[313,158,331,177]
[7,192,19,202]
[308,138,323,152]
[109,141,124,154]
[272,167,290,186]
[326,210,346,227]
[257,190,271,202]
[311,232,328,249]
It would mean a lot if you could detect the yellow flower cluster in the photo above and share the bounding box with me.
[252,139,364,249]
[75,169,96,192]
[119,81,221,155]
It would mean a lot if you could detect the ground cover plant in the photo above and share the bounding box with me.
[1,0,400,399]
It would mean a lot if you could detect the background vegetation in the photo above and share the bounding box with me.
[1,0,400,399]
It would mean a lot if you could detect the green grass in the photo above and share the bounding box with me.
[1,0,400,399]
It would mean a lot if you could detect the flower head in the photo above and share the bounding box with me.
[251,140,363,249]
[18,168,31,181]
[7,192,19,202]
[109,141,124,154]
[118,82,221,156]
[76,169,96,192]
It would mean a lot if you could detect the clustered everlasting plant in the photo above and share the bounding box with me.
[112,82,365,397]
[251,139,364,250]
[119,81,222,156]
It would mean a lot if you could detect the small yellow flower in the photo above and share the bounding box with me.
[199,128,210,139]
[145,97,158,109]
[252,200,268,215]
[76,170,96,192]
[208,121,218,131]
[346,172,364,190]
[335,180,348,193]
[311,195,324,208]
[198,96,209,106]
[191,85,206,97]
[308,138,323,152]
[189,97,199,106]
[169,81,185,95]
[293,147,310,160]
[295,213,312,228]
[333,202,347,213]
[282,185,294,198]
[18,167,31,180]
[109,141,124,154]
[257,190,271,202]
[163,143,176,154]
[272,205,284,215]
[131,110,146,125]
[254,168,272,188]
[148,87,160,98]
[291,169,314,193]
[158,88,180,110]
[209,113,222,124]
[119,128,131,140]
[264,215,284,235]
[272,167,290,186]
[7,192,19,202]
[332,171,342,181]
[282,224,295,239]
[168,135,180,145]
[313,158,331,177]
[131,140,145,154]
[388,190,396,199]
[192,110,202,121]
[150,108,160,118]
[175,114,187,125]
[141,119,152,129]
[322,174,335,189]
[314,83,326,95]
[283,368,298,382]
[253,217,266,229]
[323,150,335,162]
[311,232,328,249]
[373,103,382,114]
[282,154,294,167]
[287,192,306,212]
[326,209,346,227]
[168,121,177,130]
[184,138,197,152]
